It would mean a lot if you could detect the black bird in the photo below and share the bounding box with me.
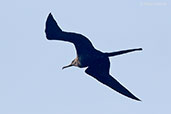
[45,13,142,101]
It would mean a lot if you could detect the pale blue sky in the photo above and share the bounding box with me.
[0,0,171,114]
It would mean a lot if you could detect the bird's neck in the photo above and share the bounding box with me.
[74,57,81,67]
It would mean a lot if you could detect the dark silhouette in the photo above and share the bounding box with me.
[45,13,142,101]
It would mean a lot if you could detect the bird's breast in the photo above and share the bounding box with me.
[78,52,107,68]
[77,55,90,68]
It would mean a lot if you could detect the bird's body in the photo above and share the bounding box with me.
[45,13,142,101]
[77,49,106,68]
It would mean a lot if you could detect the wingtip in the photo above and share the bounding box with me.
[131,96,141,102]
[45,12,63,40]
[135,98,142,102]
[48,12,53,18]
[46,13,56,23]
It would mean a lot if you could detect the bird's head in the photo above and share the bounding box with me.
[62,58,80,69]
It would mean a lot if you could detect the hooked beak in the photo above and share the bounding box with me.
[62,64,73,70]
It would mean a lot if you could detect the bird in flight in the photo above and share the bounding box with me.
[45,13,142,101]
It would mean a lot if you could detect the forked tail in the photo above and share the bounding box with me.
[105,48,142,57]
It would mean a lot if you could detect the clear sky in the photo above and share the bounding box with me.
[0,0,170,114]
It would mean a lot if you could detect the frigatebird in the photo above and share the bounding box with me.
[45,13,142,101]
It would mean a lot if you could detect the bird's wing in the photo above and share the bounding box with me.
[45,13,95,54]
[85,65,141,101]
